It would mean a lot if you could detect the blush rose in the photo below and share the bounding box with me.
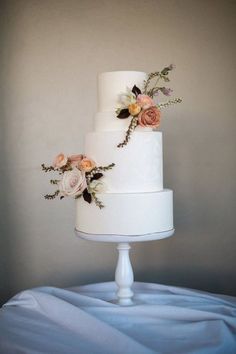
[69,154,84,167]
[59,168,87,197]
[138,106,161,128]
[136,94,155,109]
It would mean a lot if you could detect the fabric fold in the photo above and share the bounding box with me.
[1,282,236,354]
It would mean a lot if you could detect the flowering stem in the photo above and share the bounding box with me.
[41,164,56,172]
[87,163,115,181]
[44,190,60,200]
[143,72,160,94]
[117,116,138,148]
[50,179,60,185]
[150,76,162,97]
[92,193,104,209]
[154,75,160,87]
[157,98,182,109]
[94,163,115,172]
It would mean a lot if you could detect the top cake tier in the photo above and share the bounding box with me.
[95,71,148,132]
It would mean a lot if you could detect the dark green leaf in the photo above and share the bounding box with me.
[117,109,130,119]
[132,85,141,96]
[83,189,92,204]
[91,173,103,181]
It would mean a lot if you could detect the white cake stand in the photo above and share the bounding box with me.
[75,228,174,306]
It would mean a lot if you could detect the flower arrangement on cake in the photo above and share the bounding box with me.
[116,64,182,147]
[42,153,115,208]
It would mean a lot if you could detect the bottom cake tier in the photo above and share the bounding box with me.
[76,189,173,236]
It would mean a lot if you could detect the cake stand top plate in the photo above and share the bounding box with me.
[75,228,175,243]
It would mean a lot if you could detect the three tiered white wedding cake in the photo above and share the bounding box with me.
[76,71,173,236]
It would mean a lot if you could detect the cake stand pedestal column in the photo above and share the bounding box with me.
[115,243,134,305]
[75,229,174,305]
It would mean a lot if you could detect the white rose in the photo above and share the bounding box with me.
[118,88,136,108]
[88,180,106,194]
[59,168,87,197]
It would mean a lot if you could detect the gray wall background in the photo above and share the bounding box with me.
[0,0,236,305]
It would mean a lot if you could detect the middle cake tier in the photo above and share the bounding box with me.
[85,131,163,193]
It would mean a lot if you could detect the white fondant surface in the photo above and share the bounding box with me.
[94,111,132,132]
[94,111,153,132]
[76,189,173,235]
[85,131,163,193]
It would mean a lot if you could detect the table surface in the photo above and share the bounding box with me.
[1,281,236,354]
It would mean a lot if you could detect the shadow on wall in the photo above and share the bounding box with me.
[136,267,236,297]
[0,5,27,306]
[0,100,20,303]
[0,13,11,306]
[0,143,12,306]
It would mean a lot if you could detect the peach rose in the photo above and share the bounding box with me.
[138,106,161,128]
[79,157,96,172]
[136,94,155,109]
[69,154,84,167]
[128,103,141,116]
[53,153,67,168]
[59,168,86,197]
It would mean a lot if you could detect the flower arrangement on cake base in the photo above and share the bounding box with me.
[42,153,115,208]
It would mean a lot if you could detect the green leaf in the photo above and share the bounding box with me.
[91,173,103,181]
[117,109,130,119]
[132,85,141,96]
[161,67,170,75]
[83,189,92,204]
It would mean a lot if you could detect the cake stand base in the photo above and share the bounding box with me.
[75,229,175,305]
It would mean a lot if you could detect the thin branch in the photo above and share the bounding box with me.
[157,98,182,109]
[44,190,60,200]
[117,116,138,148]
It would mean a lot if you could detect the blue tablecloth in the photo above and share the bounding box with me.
[0,282,236,353]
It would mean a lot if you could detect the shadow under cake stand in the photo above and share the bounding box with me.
[75,229,174,305]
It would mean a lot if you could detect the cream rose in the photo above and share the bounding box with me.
[59,168,86,197]
[118,89,136,107]
[79,157,96,172]
[69,154,84,167]
[138,106,161,128]
[136,94,155,109]
[88,180,106,194]
[53,153,67,168]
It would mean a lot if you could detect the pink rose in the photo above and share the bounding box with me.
[53,153,67,168]
[59,168,87,197]
[138,106,161,128]
[69,154,84,167]
[136,94,155,109]
[79,157,96,172]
